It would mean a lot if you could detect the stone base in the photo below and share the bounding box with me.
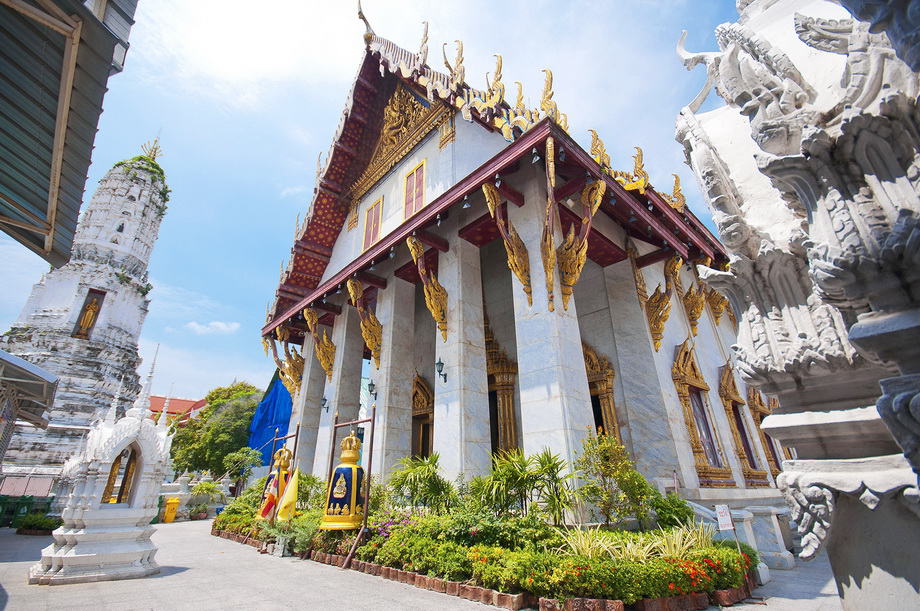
[760,550,796,570]
[29,561,160,585]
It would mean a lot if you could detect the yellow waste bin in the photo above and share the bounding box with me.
[163,497,180,523]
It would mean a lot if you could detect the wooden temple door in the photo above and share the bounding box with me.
[412,375,434,458]
[485,317,518,453]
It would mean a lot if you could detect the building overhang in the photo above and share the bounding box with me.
[263,118,728,339]
[0,0,135,267]
[0,348,58,428]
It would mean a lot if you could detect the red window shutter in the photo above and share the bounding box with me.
[414,165,425,214]
[405,172,415,218]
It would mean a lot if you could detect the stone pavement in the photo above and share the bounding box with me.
[0,520,841,610]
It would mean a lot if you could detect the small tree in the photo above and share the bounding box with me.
[532,448,575,525]
[388,453,455,513]
[223,447,264,496]
[574,432,656,527]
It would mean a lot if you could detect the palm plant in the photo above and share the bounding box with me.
[532,449,575,525]
[388,453,455,513]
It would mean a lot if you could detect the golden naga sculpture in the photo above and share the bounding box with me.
[483,183,532,305]
[661,174,686,212]
[268,327,305,397]
[442,40,464,91]
[612,146,649,194]
[556,180,606,310]
[303,307,336,381]
[494,81,540,142]
[541,136,558,312]
[588,130,611,169]
[407,235,448,341]
[540,69,569,132]
[470,54,505,116]
[346,279,383,369]
[646,284,672,351]
[706,286,729,325]
[683,284,707,336]
[627,245,648,308]
[664,255,684,296]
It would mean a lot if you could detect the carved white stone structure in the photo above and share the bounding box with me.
[29,374,172,584]
[1,149,169,491]
[677,1,920,606]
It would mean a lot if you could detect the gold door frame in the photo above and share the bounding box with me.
[581,342,620,440]
[412,374,434,457]
[485,317,518,452]
[718,364,769,487]
[672,339,735,488]
[748,389,784,476]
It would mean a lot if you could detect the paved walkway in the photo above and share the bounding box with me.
[0,520,841,610]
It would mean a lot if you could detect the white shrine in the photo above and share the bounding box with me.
[0,142,169,492]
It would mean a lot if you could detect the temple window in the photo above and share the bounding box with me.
[672,339,735,487]
[404,160,426,218]
[718,364,769,486]
[411,374,433,458]
[485,315,518,453]
[363,197,382,250]
[582,342,619,440]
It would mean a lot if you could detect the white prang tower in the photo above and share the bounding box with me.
[0,142,170,484]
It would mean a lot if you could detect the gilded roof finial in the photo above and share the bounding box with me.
[443,40,465,91]
[141,138,162,161]
[514,81,525,115]
[417,21,429,67]
[357,0,374,44]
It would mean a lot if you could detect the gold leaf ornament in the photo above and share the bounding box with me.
[407,235,449,341]
[482,183,532,305]
[347,278,383,369]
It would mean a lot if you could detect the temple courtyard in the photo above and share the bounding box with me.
[0,520,840,610]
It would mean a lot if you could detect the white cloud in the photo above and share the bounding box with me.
[138,338,272,399]
[184,320,241,335]
[280,185,309,198]
[0,237,51,333]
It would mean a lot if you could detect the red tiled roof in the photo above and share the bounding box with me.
[148,396,205,416]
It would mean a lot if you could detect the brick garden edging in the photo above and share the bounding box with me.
[210,528,757,609]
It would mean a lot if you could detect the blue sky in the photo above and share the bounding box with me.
[0,0,739,399]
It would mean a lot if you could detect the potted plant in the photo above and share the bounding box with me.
[188,503,209,520]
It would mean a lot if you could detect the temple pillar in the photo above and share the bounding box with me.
[311,306,363,478]
[289,335,327,473]
[433,217,491,480]
[507,167,593,467]
[603,259,688,483]
[372,277,416,475]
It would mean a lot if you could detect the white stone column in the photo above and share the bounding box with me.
[507,167,594,467]
[289,334,327,474]
[433,217,492,481]
[311,306,364,478]
[372,277,416,476]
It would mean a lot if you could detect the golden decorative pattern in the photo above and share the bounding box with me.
[645,284,671,352]
[407,235,448,341]
[557,180,606,310]
[438,115,456,148]
[412,374,434,417]
[483,183,531,305]
[583,342,619,440]
[540,69,569,132]
[442,40,465,92]
[349,82,450,208]
[661,174,686,212]
[303,307,336,381]
[469,54,505,116]
[485,315,518,451]
[270,327,305,397]
[347,279,383,369]
[664,255,684,296]
[628,245,648,307]
[672,339,735,487]
[683,283,706,336]
[541,136,558,312]
[493,82,541,142]
[612,146,649,194]
[719,364,770,487]
[588,129,611,168]
[749,389,782,477]
[706,286,729,325]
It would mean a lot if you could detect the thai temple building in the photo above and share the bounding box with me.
[262,9,793,565]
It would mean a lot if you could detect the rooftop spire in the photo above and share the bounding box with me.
[134,343,159,414]
[141,137,163,161]
[357,0,374,44]
[104,375,124,425]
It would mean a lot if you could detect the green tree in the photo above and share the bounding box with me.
[171,383,261,476]
[223,447,264,496]
[574,432,656,527]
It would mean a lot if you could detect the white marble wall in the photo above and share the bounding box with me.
[290,335,327,473]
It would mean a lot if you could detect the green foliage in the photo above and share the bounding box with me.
[688,545,751,590]
[531,449,575,525]
[574,432,656,526]
[222,447,264,481]
[367,528,472,581]
[191,480,225,503]
[114,154,166,181]
[651,491,695,528]
[188,503,209,516]
[555,526,612,559]
[387,453,455,513]
[13,513,62,530]
[296,472,325,510]
[212,476,265,533]
[171,383,260,475]
[408,508,560,550]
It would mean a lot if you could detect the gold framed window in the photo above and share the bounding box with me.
[403,160,426,219]
[363,197,383,251]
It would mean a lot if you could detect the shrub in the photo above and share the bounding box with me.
[191,480,225,503]
[408,507,559,550]
[688,545,750,590]
[651,491,694,528]
[469,546,519,592]
[388,454,455,513]
[13,513,62,531]
[574,432,656,527]
[555,526,611,559]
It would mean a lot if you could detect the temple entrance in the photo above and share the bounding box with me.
[411,375,433,458]
[101,443,139,504]
[582,342,620,439]
[485,317,518,454]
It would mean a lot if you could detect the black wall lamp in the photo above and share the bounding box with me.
[367,380,377,400]
[321,396,328,412]
[435,358,447,383]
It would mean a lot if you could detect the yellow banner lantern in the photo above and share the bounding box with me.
[319,430,364,530]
